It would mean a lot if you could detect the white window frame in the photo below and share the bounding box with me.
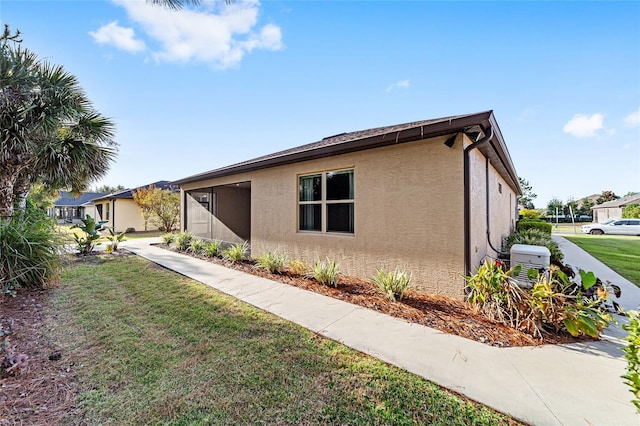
[298,168,354,234]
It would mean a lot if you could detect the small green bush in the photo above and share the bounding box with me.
[161,233,176,245]
[0,207,63,294]
[125,227,136,233]
[623,310,640,412]
[465,259,527,329]
[175,231,193,251]
[188,238,207,255]
[372,268,412,302]
[516,220,552,234]
[203,240,222,257]
[287,260,308,276]
[502,228,564,264]
[309,258,340,287]
[519,209,541,220]
[255,252,287,274]
[222,242,249,262]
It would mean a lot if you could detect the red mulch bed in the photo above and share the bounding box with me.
[158,245,587,348]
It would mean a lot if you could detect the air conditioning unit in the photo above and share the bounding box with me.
[509,244,550,288]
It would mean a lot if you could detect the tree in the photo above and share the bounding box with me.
[132,186,180,232]
[623,204,640,219]
[577,198,594,217]
[147,0,201,9]
[564,198,579,217]
[596,190,619,205]
[624,191,639,198]
[547,197,563,217]
[518,177,537,209]
[93,184,125,194]
[152,190,180,232]
[0,26,116,220]
[132,185,157,232]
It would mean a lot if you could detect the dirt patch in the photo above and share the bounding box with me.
[0,289,77,426]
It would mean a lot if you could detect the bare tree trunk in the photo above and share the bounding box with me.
[0,167,19,221]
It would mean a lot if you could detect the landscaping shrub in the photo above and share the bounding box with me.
[188,238,207,255]
[71,215,106,255]
[106,228,126,252]
[0,207,63,294]
[371,268,412,302]
[222,242,249,262]
[502,228,564,264]
[528,267,612,338]
[125,227,136,233]
[161,233,176,245]
[465,260,613,339]
[465,259,529,330]
[255,251,287,274]
[203,240,222,258]
[287,260,308,276]
[519,209,541,220]
[623,311,640,412]
[516,220,552,234]
[309,258,340,287]
[175,231,193,251]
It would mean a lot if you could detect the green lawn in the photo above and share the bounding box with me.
[563,234,640,287]
[53,255,517,425]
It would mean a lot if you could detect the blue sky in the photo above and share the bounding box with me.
[2,0,639,208]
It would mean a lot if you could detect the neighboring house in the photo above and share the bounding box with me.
[90,181,179,233]
[48,192,108,224]
[592,193,640,222]
[172,111,521,298]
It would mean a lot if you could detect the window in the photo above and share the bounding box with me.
[105,202,110,221]
[298,169,354,234]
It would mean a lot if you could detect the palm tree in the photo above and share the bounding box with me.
[147,0,232,9]
[0,26,116,220]
[147,0,201,9]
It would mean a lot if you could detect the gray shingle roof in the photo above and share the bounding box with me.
[593,193,640,209]
[91,181,179,201]
[53,192,109,207]
[172,110,516,187]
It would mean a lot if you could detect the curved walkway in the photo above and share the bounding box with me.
[122,238,638,425]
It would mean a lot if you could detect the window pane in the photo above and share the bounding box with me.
[299,204,321,231]
[299,175,321,201]
[326,170,354,200]
[327,203,354,233]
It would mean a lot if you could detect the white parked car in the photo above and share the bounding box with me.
[581,219,640,235]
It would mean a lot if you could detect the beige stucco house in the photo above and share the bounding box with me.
[592,193,640,222]
[91,181,178,233]
[172,111,521,298]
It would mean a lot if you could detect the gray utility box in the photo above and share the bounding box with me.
[509,244,551,288]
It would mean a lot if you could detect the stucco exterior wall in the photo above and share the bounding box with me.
[467,136,517,270]
[182,134,468,297]
[93,198,160,232]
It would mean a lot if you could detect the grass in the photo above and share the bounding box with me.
[563,233,640,287]
[53,255,517,425]
[57,225,162,242]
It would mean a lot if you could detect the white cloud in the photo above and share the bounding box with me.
[386,79,410,92]
[624,108,640,128]
[89,21,146,53]
[562,113,605,138]
[95,0,283,68]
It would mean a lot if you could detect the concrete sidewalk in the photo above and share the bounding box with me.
[121,238,638,425]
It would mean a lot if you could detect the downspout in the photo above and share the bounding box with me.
[463,126,493,277]
[112,199,116,232]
